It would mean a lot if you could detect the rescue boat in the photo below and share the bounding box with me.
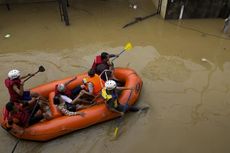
[0,68,142,141]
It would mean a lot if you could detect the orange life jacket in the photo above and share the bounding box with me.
[85,74,104,95]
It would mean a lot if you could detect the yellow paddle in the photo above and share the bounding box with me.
[111,42,133,62]
[112,90,133,139]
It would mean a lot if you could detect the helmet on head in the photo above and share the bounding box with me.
[57,83,65,92]
[105,80,117,90]
[8,69,20,80]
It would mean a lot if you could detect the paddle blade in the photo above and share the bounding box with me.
[114,127,119,137]
[38,66,45,72]
[124,42,133,51]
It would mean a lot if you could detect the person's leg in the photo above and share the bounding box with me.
[30,91,48,104]
[65,102,76,112]
[128,106,139,112]
[71,90,86,104]
[71,85,83,99]
[22,91,32,101]
[116,104,139,112]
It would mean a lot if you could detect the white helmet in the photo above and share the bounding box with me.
[8,69,20,80]
[105,80,117,90]
[57,83,65,92]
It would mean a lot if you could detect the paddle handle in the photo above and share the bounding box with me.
[23,70,39,83]
[111,49,125,62]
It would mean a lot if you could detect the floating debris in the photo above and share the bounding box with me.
[201,58,207,62]
[133,5,137,9]
[4,34,11,38]
[129,4,137,9]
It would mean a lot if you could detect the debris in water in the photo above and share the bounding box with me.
[133,5,137,9]
[129,4,137,9]
[4,34,11,38]
[201,58,207,62]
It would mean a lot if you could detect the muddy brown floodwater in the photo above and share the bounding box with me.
[0,0,230,153]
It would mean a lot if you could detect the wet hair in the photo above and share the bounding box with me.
[6,102,14,112]
[88,69,95,77]
[53,96,60,105]
[101,52,109,60]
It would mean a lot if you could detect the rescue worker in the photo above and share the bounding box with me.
[91,52,118,71]
[54,76,87,111]
[93,52,120,81]
[101,80,139,115]
[4,102,44,133]
[55,76,78,99]
[5,69,51,120]
[4,69,47,109]
[72,69,104,104]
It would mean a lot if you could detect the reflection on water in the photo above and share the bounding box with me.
[0,0,230,153]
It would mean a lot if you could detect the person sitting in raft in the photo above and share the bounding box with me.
[4,101,45,133]
[71,69,105,104]
[55,76,89,108]
[53,96,85,116]
[92,52,120,81]
[5,69,49,112]
[101,80,139,115]
[91,52,118,72]
[55,76,78,99]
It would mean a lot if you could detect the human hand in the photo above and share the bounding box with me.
[21,81,25,86]
[28,73,35,77]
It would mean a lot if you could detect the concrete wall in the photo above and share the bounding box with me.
[160,0,168,18]
[152,0,159,8]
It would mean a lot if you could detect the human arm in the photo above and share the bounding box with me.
[20,73,33,80]
[13,84,24,96]
[108,54,117,58]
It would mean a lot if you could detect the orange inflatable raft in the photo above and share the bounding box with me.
[1,68,142,141]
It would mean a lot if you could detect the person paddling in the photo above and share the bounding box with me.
[4,102,45,134]
[5,69,47,108]
[101,80,139,115]
[91,52,118,71]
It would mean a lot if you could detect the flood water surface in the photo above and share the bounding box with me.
[0,0,230,153]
